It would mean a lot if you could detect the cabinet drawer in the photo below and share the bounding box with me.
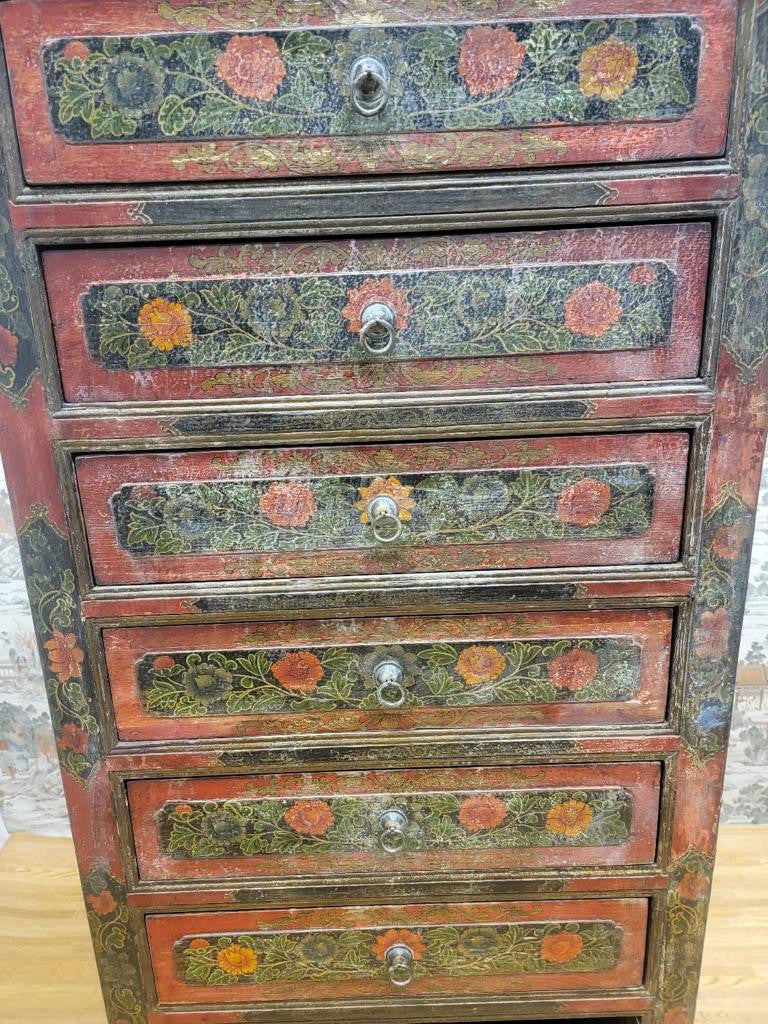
[1,1,736,185]
[105,608,672,741]
[45,224,709,404]
[75,432,689,585]
[128,762,661,883]
[147,899,648,1005]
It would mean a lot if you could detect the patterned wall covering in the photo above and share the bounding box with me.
[0,454,767,835]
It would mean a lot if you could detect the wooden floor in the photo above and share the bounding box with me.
[0,825,765,1024]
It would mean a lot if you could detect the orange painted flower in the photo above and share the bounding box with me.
[87,890,117,916]
[341,276,412,334]
[629,264,658,286]
[693,607,730,662]
[458,26,527,96]
[216,944,258,976]
[64,40,92,61]
[172,803,195,816]
[372,929,426,961]
[216,35,286,101]
[258,481,317,528]
[152,655,176,670]
[45,630,84,682]
[579,38,639,101]
[271,651,324,692]
[547,648,599,692]
[0,325,19,367]
[564,281,623,338]
[677,872,708,902]
[284,799,335,836]
[546,800,594,837]
[455,645,506,686]
[458,795,508,833]
[713,522,751,561]
[556,477,612,528]
[540,929,584,964]
[355,476,416,523]
[57,723,88,755]
[187,938,210,950]
[138,297,193,352]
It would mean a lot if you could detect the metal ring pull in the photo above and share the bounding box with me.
[350,56,390,116]
[379,808,408,853]
[385,943,414,987]
[373,658,406,708]
[367,494,402,543]
[359,302,396,355]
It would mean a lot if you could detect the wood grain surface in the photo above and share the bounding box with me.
[0,827,764,1023]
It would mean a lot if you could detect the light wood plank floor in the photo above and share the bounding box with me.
[0,825,765,1024]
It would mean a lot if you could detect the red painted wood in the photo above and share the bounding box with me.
[146,898,649,1005]
[75,432,690,585]
[104,609,672,740]
[127,762,661,882]
[44,224,710,403]
[0,0,737,184]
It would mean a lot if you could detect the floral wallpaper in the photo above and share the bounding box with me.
[0,453,767,835]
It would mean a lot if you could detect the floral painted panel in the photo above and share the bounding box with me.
[43,18,699,144]
[158,787,632,860]
[83,261,675,371]
[176,919,622,986]
[113,467,654,557]
[138,636,641,718]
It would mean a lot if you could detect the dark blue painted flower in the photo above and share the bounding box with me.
[697,699,728,733]
[103,53,165,116]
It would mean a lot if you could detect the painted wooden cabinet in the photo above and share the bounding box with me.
[0,3,766,1024]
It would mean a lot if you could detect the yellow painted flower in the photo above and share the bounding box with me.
[455,645,506,686]
[355,476,416,524]
[138,297,193,352]
[579,38,639,101]
[216,944,258,976]
[546,800,594,837]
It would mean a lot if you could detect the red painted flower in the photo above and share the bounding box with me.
[152,655,176,670]
[372,929,426,961]
[216,35,286,101]
[57,723,88,755]
[713,522,751,561]
[458,795,508,833]
[693,607,730,662]
[540,930,584,964]
[579,38,639,101]
[341,276,412,334]
[0,326,19,367]
[556,477,612,528]
[629,264,658,285]
[187,938,210,950]
[547,648,599,692]
[63,40,91,61]
[458,26,527,96]
[283,799,335,836]
[87,890,117,916]
[564,281,624,338]
[45,631,85,682]
[258,481,316,528]
[677,872,708,902]
[271,651,324,693]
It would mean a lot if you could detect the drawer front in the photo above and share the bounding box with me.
[128,762,661,882]
[45,224,709,404]
[105,609,672,741]
[147,899,648,1004]
[76,433,689,585]
[2,1,735,184]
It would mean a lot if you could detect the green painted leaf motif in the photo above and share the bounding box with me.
[176,919,622,985]
[137,634,643,719]
[43,17,700,143]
